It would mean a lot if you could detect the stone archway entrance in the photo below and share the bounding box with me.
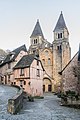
[43,78,52,92]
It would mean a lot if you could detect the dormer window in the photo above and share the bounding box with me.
[58,33,62,39]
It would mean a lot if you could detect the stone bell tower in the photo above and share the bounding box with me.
[53,12,71,92]
[29,19,46,55]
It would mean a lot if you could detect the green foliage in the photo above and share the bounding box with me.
[28,95,34,102]
[34,96,44,99]
[66,90,76,97]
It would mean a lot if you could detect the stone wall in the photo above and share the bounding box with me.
[7,88,23,114]
[62,53,78,93]
[61,96,80,108]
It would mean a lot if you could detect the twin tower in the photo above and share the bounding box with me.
[29,12,71,92]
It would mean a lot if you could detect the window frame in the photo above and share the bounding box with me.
[37,69,40,77]
[20,68,24,76]
[48,58,51,65]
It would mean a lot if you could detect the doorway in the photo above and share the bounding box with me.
[43,78,52,92]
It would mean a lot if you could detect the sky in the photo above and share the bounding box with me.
[0,0,80,57]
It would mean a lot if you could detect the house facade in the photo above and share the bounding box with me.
[13,54,44,96]
[0,45,27,85]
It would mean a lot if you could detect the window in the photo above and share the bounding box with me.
[48,58,51,65]
[33,50,36,54]
[14,82,16,85]
[57,45,62,53]
[57,46,59,50]
[42,59,45,64]
[1,77,3,81]
[37,69,40,76]
[45,50,48,56]
[8,75,10,80]
[58,33,62,39]
[24,81,26,85]
[20,68,24,75]
[34,39,38,44]
[36,39,37,44]
[20,80,23,87]
[37,60,39,66]
[8,63,11,69]
[34,39,36,44]
[60,45,61,50]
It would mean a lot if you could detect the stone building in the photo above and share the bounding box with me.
[0,45,27,85]
[0,12,71,93]
[59,45,80,94]
[29,12,71,92]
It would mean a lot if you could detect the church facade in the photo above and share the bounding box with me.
[28,12,71,92]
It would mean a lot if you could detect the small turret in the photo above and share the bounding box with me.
[29,19,45,54]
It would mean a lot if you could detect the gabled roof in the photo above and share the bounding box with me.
[78,44,80,61]
[13,54,35,69]
[0,44,27,66]
[13,54,44,70]
[53,11,67,32]
[59,52,79,75]
[30,19,44,38]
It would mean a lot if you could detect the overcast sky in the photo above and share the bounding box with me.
[0,0,80,57]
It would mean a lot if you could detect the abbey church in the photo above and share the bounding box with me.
[28,12,71,92]
[0,12,71,94]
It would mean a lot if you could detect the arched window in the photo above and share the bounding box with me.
[36,39,37,44]
[48,58,51,65]
[45,50,48,56]
[57,45,62,53]
[34,39,36,44]
[42,59,45,65]
[58,33,62,39]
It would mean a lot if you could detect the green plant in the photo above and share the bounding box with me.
[34,96,44,99]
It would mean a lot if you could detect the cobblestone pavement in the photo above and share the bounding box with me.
[0,86,80,120]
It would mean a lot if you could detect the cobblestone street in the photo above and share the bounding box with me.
[0,86,80,120]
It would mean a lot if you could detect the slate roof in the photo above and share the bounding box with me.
[0,44,27,66]
[78,44,80,61]
[13,54,44,70]
[53,11,67,32]
[30,19,44,38]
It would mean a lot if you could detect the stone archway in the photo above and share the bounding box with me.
[43,78,52,92]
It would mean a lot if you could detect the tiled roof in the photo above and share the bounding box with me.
[13,54,39,69]
[78,44,80,61]
[53,11,67,32]
[30,19,44,38]
[0,44,27,66]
